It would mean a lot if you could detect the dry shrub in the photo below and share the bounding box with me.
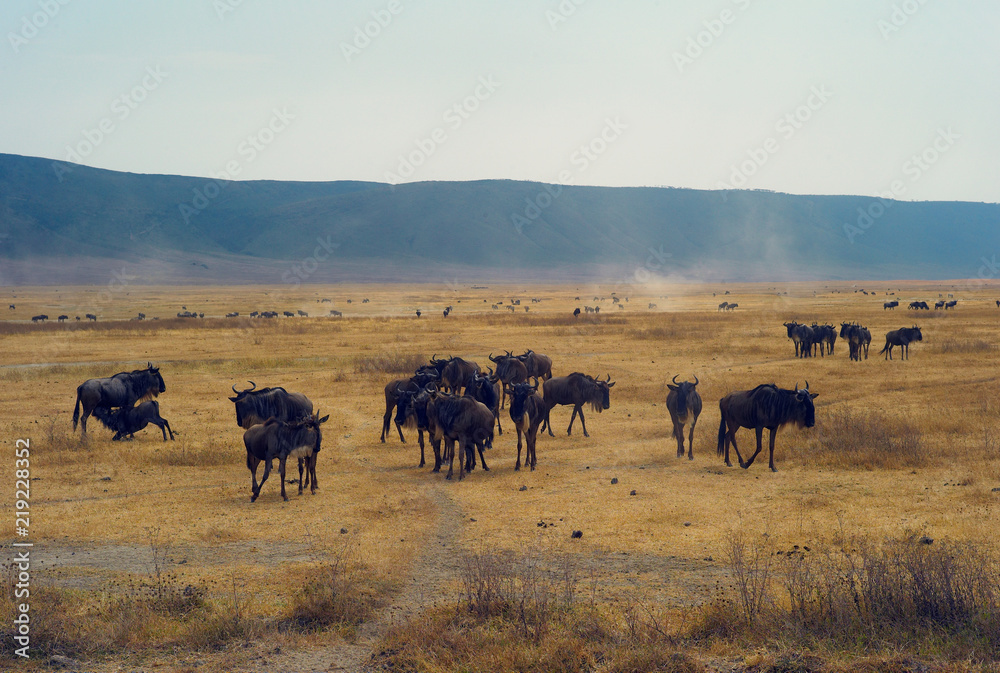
[812,408,926,469]
[934,338,998,354]
[353,352,427,375]
[286,549,382,632]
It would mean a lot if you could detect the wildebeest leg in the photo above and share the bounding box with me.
[577,406,590,437]
[495,410,502,438]
[444,437,456,480]
[298,458,305,495]
[476,439,489,472]
[674,421,685,458]
[544,405,555,436]
[309,454,318,494]
[515,426,524,471]
[248,455,261,501]
[278,456,289,501]
[687,418,697,460]
[418,429,426,468]
[742,427,765,469]
[527,426,538,470]
[431,436,442,472]
[253,459,273,502]
[728,429,744,467]
[768,429,778,472]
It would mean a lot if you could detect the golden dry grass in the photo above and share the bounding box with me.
[2,280,1000,670]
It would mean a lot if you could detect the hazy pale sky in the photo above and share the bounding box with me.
[2,0,997,202]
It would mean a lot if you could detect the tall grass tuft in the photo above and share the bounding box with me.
[811,407,926,469]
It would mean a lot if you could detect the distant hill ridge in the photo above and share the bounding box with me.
[1,152,997,284]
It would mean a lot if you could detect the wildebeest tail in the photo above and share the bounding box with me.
[72,387,82,430]
[878,341,889,355]
[717,407,727,457]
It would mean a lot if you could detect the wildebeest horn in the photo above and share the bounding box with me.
[247,380,256,392]
[606,373,612,382]
[232,383,239,395]
[672,374,679,385]
[693,375,699,386]
[795,382,800,391]
[804,380,809,391]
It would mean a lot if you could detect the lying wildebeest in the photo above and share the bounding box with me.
[489,351,528,408]
[507,381,545,471]
[91,400,175,441]
[541,372,615,437]
[243,412,329,502]
[879,326,922,360]
[516,349,553,381]
[717,382,818,472]
[666,375,702,460]
[72,363,166,437]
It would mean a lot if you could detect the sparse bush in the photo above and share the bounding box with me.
[353,352,427,375]
[287,550,381,631]
[935,338,998,354]
[811,408,926,469]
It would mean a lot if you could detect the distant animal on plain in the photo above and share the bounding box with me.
[666,375,701,460]
[879,326,922,360]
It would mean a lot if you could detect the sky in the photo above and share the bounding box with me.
[2,0,998,202]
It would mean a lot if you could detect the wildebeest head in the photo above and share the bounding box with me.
[506,381,539,420]
[286,411,330,455]
[588,374,615,412]
[666,374,699,416]
[468,369,500,411]
[783,321,800,338]
[911,326,923,341]
[839,322,854,339]
[791,382,819,428]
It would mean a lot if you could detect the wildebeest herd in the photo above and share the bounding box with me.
[66,306,936,502]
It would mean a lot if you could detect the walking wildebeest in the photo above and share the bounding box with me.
[945,300,957,309]
[507,381,545,471]
[717,382,818,472]
[878,326,923,360]
[489,351,528,408]
[884,300,899,310]
[540,372,615,437]
[783,322,816,357]
[72,364,166,437]
[666,375,702,460]
[517,349,553,381]
[91,401,175,441]
[243,413,329,502]
[58,315,68,322]
[394,384,439,468]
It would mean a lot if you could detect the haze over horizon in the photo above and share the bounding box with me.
[2,1,998,203]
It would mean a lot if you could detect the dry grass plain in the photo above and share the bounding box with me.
[2,280,1000,672]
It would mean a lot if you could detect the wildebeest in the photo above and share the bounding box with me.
[7,304,13,310]
[717,382,818,472]
[718,302,729,311]
[934,301,945,309]
[86,313,97,321]
[878,326,922,360]
[330,310,343,317]
[297,310,308,317]
[91,400,174,441]
[31,314,48,322]
[884,300,899,310]
[58,315,68,322]
[440,356,480,395]
[573,308,581,317]
[381,369,440,444]
[945,300,957,309]
[243,413,329,501]
[226,312,240,318]
[908,301,929,310]
[516,349,553,381]
[726,303,738,311]
[431,395,494,480]
[666,375,702,460]
[394,384,438,467]
[229,381,313,429]
[540,372,615,437]
[783,322,816,358]
[489,352,528,408]
[72,363,166,437]
[283,311,295,318]
[839,323,871,361]
[466,369,502,437]
[507,381,545,471]
[810,323,837,356]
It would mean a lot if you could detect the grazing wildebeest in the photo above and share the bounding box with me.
[31,314,48,322]
[573,308,581,317]
[489,352,528,408]
[540,373,615,437]
[57,315,68,322]
[717,382,818,472]
[72,364,166,437]
[243,413,329,502]
[884,300,899,310]
[7,304,13,310]
[441,356,480,394]
[330,310,343,317]
[297,310,308,317]
[665,375,702,460]
[86,313,97,321]
[507,381,545,471]
[945,300,957,309]
[726,303,738,311]
[226,312,239,318]
[91,400,175,441]
[718,302,729,311]
[516,349,553,382]
[879,326,922,360]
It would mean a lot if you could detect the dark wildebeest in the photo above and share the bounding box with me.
[58,315,68,322]
[878,326,923,360]
[380,369,439,443]
[884,300,899,310]
[440,356,480,395]
[540,373,615,437]
[243,413,329,502]
[432,395,495,480]
[718,302,729,311]
[717,382,818,472]
[666,375,702,460]
[573,308,581,317]
[91,401,175,441]
[86,313,97,321]
[727,303,738,311]
[784,322,815,358]
[945,300,957,309]
[516,349,553,381]
[464,369,502,438]
[31,315,48,322]
[934,301,945,309]
[229,381,313,429]
[489,351,529,408]
[507,381,545,471]
[394,384,439,468]
[72,364,166,437]
[810,323,837,356]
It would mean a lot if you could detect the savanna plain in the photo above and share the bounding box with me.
[2,281,999,673]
